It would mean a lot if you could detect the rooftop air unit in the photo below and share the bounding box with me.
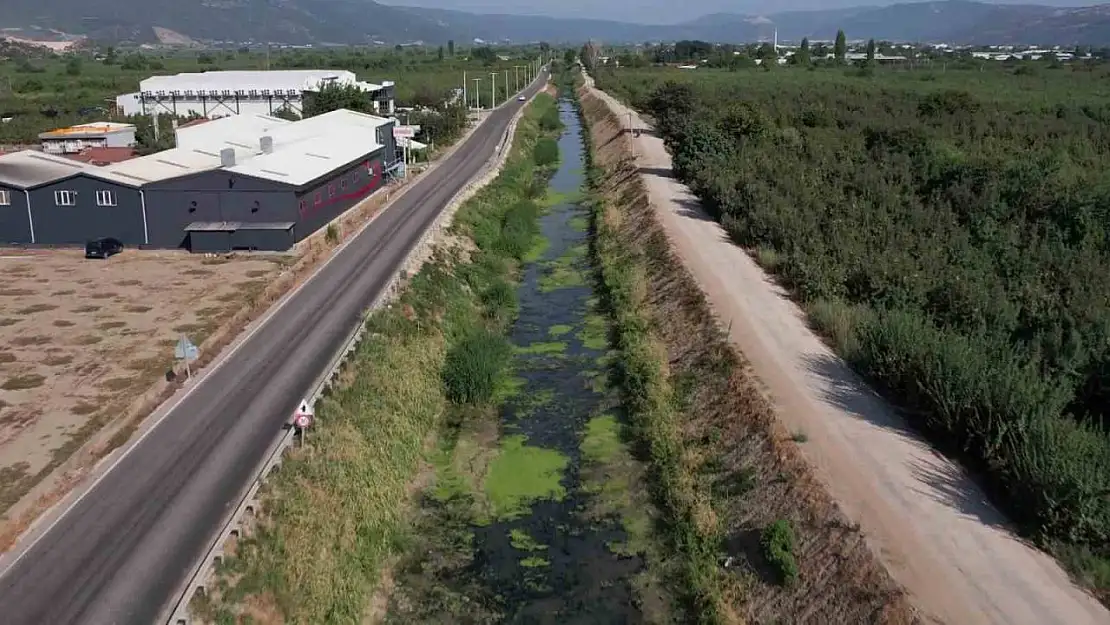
[220,147,235,167]
[260,135,273,154]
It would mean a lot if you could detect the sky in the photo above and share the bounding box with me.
[380,0,1102,24]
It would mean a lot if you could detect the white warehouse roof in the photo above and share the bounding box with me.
[138,70,394,95]
[100,108,391,187]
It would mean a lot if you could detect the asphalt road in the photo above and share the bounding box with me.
[0,72,546,625]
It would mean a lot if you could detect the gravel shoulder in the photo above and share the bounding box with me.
[585,76,1109,625]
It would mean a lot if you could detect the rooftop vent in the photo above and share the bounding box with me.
[260,135,273,154]
[220,147,235,167]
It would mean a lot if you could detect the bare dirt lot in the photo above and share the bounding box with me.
[0,249,286,516]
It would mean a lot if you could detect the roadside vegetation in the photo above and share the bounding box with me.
[594,62,1110,602]
[190,92,559,624]
[578,73,915,623]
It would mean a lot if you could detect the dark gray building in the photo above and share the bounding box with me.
[0,151,143,245]
[101,108,396,252]
[0,108,397,251]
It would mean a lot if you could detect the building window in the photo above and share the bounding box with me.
[328,184,336,198]
[0,190,9,206]
[95,190,117,207]
[299,199,307,214]
[314,192,322,206]
[54,190,76,206]
[341,179,348,191]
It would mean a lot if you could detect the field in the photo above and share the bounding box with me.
[0,250,284,522]
[0,44,540,146]
[594,61,1110,602]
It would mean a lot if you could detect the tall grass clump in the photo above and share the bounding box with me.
[194,91,563,624]
[443,328,512,404]
[533,136,559,167]
[761,519,799,586]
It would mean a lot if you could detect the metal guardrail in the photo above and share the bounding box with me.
[163,82,542,625]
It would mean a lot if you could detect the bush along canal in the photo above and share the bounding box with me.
[383,95,679,622]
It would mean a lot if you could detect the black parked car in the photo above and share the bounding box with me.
[85,237,123,259]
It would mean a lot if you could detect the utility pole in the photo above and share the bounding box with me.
[473,77,481,109]
[514,65,521,92]
[463,70,467,110]
[504,70,509,98]
[490,72,497,107]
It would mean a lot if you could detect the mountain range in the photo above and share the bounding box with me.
[3,0,1110,46]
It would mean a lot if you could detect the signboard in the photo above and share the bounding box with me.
[174,336,198,361]
[392,125,419,139]
[293,399,315,429]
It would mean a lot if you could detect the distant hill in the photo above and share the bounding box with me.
[2,0,1110,46]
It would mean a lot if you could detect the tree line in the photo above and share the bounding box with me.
[595,66,1110,599]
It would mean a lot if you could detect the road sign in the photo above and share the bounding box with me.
[392,125,419,139]
[293,399,315,429]
[174,336,198,361]
[174,334,198,379]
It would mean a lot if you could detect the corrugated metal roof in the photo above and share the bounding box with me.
[139,70,360,94]
[0,150,90,189]
[100,107,392,187]
[174,113,290,150]
[227,127,383,186]
[39,122,135,139]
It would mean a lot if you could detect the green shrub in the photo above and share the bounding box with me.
[533,137,559,167]
[442,328,512,405]
[325,223,339,244]
[496,199,540,260]
[480,278,518,322]
[539,106,562,132]
[761,519,799,586]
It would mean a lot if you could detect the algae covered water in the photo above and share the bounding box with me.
[384,100,673,623]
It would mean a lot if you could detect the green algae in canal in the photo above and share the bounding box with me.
[485,435,569,521]
[547,323,573,338]
[386,98,675,623]
[515,340,568,356]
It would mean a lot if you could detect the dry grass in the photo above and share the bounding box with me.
[582,89,919,624]
[1,374,45,391]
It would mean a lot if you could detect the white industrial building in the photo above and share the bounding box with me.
[115,70,396,120]
[38,122,137,155]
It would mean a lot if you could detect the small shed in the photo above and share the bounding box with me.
[185,221,296,253]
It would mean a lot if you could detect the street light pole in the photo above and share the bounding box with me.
[514,66,520,92]
[490,72,497,107]
[504,69,509,98]
[473,77,481,109]
[462,70,467,110]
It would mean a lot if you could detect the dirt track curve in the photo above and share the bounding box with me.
[584,74,1109,625]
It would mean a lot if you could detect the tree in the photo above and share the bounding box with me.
[272,106,301,121]
[792,37,811,65]
[437,45,444,61]
[303,83,374,117]
[447,39,455,56]
[834,30,847,64]
[866,38,876,63]
[563,48,576,65]
[103,46,117,65]
[65,57,82,76]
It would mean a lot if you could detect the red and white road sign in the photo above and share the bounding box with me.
[293,400,315,429]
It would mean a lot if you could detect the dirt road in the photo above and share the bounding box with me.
[584,76,1109,625]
